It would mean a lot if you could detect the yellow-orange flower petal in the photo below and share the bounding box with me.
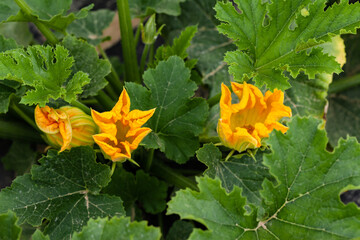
[35,105,97,151]
[91,88,156,162]
[217,82,291,152]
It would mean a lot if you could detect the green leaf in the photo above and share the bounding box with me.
[215,0,360,90]
[72,217,161,240]
[62,36,110,98]
[159,0,236,96]
[154,25,197,65]
[0,211,21,240]
[0,83,16,113]
[166,220,194,240]
[168,176,257,239]
[196,144,274,206]
[0,0,93,33]
[32,230,50,240]
[0,146,125,240]
[0,34,19,51]
[326,88,360,146]
[1,141,36,175]
[285,72,332,118]
[103,168,168,214]
[67,10,116,46]
[130,0,186,17]
[0,44,90,106]
[0,35,20,113]
[285,35,345,118]
[126,56,209,163]
[0,22,33,46]
[168,117,360,239]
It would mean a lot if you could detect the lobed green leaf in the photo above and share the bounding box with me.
[169,117,360,239]
[0,44,90,106]
[215,0,360,90]
[196,143,274,206]
[62,36,111,98]
[72,216,161,240]
[126,56,208,163]
[0,146,125,240]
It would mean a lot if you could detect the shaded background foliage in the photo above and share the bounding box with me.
[1,0,360,238]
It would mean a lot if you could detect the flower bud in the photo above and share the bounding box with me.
[141,14,164,45]
[35,105,98,151]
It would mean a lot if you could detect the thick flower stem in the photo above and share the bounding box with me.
[224,149,235,162]
[14,0,58,45]
[134,20,142,47]
[95,90,116,110]
[151,160,198,191]
[110,162,117,177]
[98,45,123,95]
[0,119,43,143]
[10,100,38,131]
[329,74,360,94]
[71,100,91,115]
[117,0,141,83]
[145,148,154,172]
[140,44,150,74]
[207,93,221,108]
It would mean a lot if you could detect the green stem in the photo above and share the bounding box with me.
[95,90,115,110]
[151,160,198,190]
[117,0,141,83]
[224,149,235,162]
[140,44,150,74]
[207,93,221,108]
[98,45,123,95]
[105,82,118,100]
[71,100,91,115]
[0,119,43,143]
[329,74,360,94]
[110,162,117,177]
[80,98,98,105]
[134,20,142,47]
[10,100,38,130]
[14,0,58,45]
[148,44,154,65]
[145,148,154,172]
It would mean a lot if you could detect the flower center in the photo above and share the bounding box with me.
[115,119,130,144]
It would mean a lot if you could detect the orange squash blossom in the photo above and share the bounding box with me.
[35,105,97,151]
[91,88,155,162]
[217,82,292,152]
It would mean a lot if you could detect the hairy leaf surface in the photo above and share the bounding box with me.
[0,147,125,240]
[0,44,90,106]
[126,56,208,163]
[215,0,360,90]
[168,117,360,239]
[72,217,161,240]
